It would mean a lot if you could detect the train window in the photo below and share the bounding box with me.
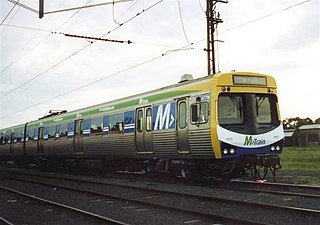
[55,125,60,138]
[179,102,187,129]
[91,117,102,134]
[255,95,277,124]
[16,132,22,143]
[146,108,152,132]
[67,122,74,139]
[5,135,9,144]
[48,126,55,139]
[34,128,38,141]
[44,127,49,140]
[103,116,109,136]
[218,95,243,125]
[137,109,143,133]
[191,102,209,124]
[60,124,68,137]
[83,119,91,138]
[21,131,24,142]
[27,129,33,141]
[109,113,124,134]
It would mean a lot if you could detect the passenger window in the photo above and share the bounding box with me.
[5,135,9,144]
[191,102,209,124]
[146,108,152,132]
[55,125,60,138]
[11,133,15,144]
[109,113,123,134]
[91,117,102,134]
[60,124,68,137]
[137,110,143,133]
[103,116,109,136]
[67,122,74,139]
[83,119,91,137]
[179,102,187,129]
[44,127,49,140]
[34,128,38,141]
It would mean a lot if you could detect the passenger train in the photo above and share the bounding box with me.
[0,72,284,179]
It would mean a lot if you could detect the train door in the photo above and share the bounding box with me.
[10,133,14,154]
[176,99,190,153]
[74,120,84,154]
[135,107,153,153]
[38,127,44,154]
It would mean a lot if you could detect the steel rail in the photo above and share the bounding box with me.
[1,168,319,216]
[215,180,320,199]
[0,216,13,225]
[0,185,129,225]
[0,174,268,225]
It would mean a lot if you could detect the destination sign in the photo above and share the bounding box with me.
[233,75,267,86]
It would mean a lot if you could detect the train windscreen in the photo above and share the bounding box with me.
[218,93,279,134]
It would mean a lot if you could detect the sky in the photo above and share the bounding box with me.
[0,0,319,128]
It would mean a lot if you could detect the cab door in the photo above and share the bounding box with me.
[135,107,153,153]
[74,120,84,154]
[176,99,190,153]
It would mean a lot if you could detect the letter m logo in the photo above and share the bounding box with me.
[244,136,253,146]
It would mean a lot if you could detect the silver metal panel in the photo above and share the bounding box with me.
[84,134,136,157]
[152,131,178,157]
[189,129,214,156]
[44,139,74,157]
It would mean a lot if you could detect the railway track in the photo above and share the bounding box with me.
[215,179,320,199]
[0,167,319,225]
[0,185,128,225]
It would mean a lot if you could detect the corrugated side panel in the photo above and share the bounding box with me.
[152,131,179,157]
[84,134,136,157]
[189,129,214,156]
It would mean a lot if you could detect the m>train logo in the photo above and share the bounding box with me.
[244,136,266,146]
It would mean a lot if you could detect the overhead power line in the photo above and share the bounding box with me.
[0,40,198,120]
[0,0,166,101]
[5,0,38,14]
[43,0,133,16]
[1,0,20,26]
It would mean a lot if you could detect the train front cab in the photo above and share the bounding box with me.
[210,72,285,177]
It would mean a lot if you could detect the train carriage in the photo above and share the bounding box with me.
[0,72,284,178]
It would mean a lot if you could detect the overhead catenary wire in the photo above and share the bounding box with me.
[0,0,20,26]
[44,0,133,15]
[177,0,192,44]
[0,0,91,74]
[0,0,166,101]
[4,0,38,14]
[0,40,200,120]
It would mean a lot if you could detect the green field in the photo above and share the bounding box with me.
[280,147,320,171]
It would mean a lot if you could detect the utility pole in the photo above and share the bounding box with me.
[206,0,227,76]
[39,0,44,18]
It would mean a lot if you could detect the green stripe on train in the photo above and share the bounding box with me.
[26,90,200,128]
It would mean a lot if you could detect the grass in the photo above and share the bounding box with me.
[280,147,320,171]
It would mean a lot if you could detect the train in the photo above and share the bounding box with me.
[0,72,284,179]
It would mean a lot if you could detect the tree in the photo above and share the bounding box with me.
[282,117,313,130]
[315,118,320,124]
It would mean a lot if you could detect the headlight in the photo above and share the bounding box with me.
[230,148,235,154]
[271,146,275,151]
[223,149,228,155]
[276,145,281,151]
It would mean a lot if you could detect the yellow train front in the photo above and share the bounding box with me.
[209,72,284,178]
